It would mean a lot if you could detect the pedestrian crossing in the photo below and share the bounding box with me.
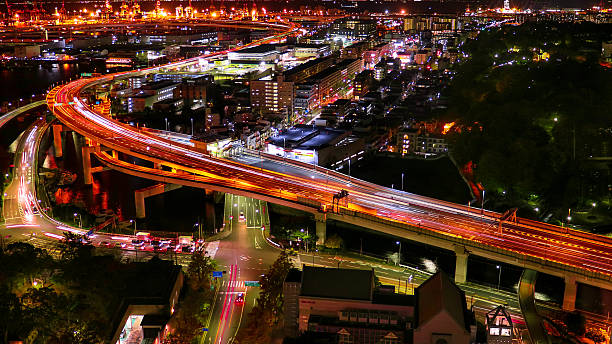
[206,240,219,259]
[221,280,245,289]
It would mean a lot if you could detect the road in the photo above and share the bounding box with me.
[2,115,600,337]
[202,193,533,340]
[0,118,202,267]
[47,45,612,284]
[204,194,277,344]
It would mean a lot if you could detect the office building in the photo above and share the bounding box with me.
[250,75,294,114]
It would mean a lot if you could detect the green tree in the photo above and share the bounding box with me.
[235,251,293,344]
[324,234,343,251]
[0,286,22,344]
[58,232,93,261]
[186,251,217,291]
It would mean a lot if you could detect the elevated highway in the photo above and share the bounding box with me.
[46,20,612,312]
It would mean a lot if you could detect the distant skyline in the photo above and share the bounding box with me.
[2,0,608,11]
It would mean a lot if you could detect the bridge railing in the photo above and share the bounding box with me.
[335,208,612,284]
[248,149,612,246]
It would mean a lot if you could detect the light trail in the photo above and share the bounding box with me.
[45,19,612,282]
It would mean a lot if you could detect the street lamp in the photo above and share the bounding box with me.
[73,213,82,227]
[395,241,401,266]
[164,117,168,131]
[130,219,136,235]
[301,228,309,253]
[401,173,404,191]
[194,222,202,240]
[190,117,194,136]
[481,189,485,215]
[496,265,502,290]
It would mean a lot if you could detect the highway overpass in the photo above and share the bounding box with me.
[45,19,612,313]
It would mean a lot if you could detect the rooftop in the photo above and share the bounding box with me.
[415,271,470,331]
[141,80,178,91]
[268,125,347,150]
[300,266,374,301]
[233,44,279,54]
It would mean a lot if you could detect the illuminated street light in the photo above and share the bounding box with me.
[395,241,401,266]
[496,265,502,290]
[73,213,82,227]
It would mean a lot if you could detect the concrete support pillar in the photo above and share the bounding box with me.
[135,183,182,219]
[204,202,216,233]
[52,124,63,158]
[81,146,92,185]
[135,191,146,219]
[562,276,577,311]
[454,246,469,284]
[315,213,326,245]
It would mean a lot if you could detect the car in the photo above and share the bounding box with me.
[181,245,194,253]
[99,241,110,247]
[235,293,244,305]
[239,211,245,221]
[115,242,127,249]
[151,240,161,248]
[131,239,144,247]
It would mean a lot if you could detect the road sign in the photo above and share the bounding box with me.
[245,281,260,287]
[212,271,223,278]
[202,328,208,332]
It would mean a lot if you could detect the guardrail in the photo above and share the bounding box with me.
[334,207,612,284]
[246,149,612,246]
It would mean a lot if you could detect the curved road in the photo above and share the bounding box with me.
[45,20,612,285]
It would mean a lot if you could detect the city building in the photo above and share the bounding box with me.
[342,41,371,60]
[398,127,449,157]
[320,98,352,126]
[486,306,513,344]
[13,45,41,58]
[294,83,319,116]
[266,125,364,167]
[294,44,331,58]
[303,58,363,107]
[364,42,393,69]
[331,18,377,39]
[284,266,414,343]
[413,272,474,344]
[284,56,335,82]
[250,75,295,115]
[228,44,292,64]
[180,75,210,102]
[353,70,373,100]
[126,80,179,113]
[111,260,184,344]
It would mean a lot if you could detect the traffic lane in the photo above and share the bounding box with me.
[238,152,612,257]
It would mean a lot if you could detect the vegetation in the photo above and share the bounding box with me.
[0,235,189,344]
[235,251,293,344]
[162,251,217,344]
[444,22,612,224]
[0,239,105,343]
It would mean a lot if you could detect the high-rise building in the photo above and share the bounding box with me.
[250,76,294,114]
